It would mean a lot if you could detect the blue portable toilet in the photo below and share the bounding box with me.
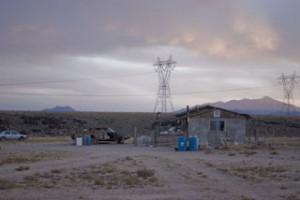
[189,136,199,151]
[177,137,187,151]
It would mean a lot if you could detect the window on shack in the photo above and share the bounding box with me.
[210,120,225,132]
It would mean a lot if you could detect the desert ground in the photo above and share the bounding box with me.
[0,138,299,200]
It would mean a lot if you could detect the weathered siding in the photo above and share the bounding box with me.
[189,117,208,146]
[188,117,246,146]
[226,119,246,142]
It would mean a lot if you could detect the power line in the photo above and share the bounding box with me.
[173,85,277,95]
[0,84,279,97]
[0,71,155,87]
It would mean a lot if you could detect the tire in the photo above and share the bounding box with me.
[19,137,25,141]
[0,137,6,141]
[118,138,124,144]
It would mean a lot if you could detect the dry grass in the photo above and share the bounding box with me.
[238,150,257,156]
[228,152,236,156]
[1,156,161,190]
[0,154,41,166]
[0,178,18,190]
[23,172,62,188]
[26,136,71,143]
[265,137,300,148]
[287,194,298,200]
[240,195,256,200]
[218,165,289,182]
[0,151,73,166]
[182,171,208,182]
[15,165,30,171]
[204,161,214,167]
[51,169,64,174]
[137,168,155,179]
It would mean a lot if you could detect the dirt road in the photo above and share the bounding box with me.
[0,141,299,200]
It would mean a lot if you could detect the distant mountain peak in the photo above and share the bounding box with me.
[261,96,274,100]
[43,106,75,112]
[209,96,300,115]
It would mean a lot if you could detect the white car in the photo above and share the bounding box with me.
[0,130,28,141]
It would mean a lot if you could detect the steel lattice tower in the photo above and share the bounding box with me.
[153,56,176,113]
[278,72,299,115]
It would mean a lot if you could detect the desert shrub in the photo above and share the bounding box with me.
[270,151,279,155]
[0,178,18,190]
[20,130,29,135]
[94,177,105,186]
[204,161,214,167]
[125,156,133,161]
[287,194,298,200]
[31,129,41,133]
[0,154,40,166]
[51,169,64,174]
[137,168,155,179]
[22,116,40,125]
[15,166,30,171]
[239,151,257,156]
[240,195,255,200]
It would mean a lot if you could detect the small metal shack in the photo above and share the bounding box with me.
[176,105,250,147]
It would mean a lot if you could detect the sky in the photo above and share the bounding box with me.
[0,0,300,112]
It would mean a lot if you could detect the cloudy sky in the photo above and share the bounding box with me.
[0,0,299,112]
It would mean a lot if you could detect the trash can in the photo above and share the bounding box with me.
[177,137,187,151]
[189,136,199,151]
[76,137,82,146]
[84,134,91,146]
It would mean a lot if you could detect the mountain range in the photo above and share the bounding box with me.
[43,106,75,112]
[209,96,300,115]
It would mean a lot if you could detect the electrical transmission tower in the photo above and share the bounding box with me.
[153,56,176,113]
[278,72,300,115]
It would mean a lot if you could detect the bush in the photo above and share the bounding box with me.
[137,168,155,179]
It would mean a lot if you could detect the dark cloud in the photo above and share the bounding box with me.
[0,0,299,111]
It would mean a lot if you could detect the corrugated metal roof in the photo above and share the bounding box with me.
[176,105,250,119]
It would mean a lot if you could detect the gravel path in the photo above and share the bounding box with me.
[0,142,299,200]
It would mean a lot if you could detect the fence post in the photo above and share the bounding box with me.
[134,127,137,146]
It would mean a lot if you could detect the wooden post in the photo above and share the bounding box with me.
[225,131,228,148]
[186,105,190,150]
[134,127,137,146]
[154,112,161,147]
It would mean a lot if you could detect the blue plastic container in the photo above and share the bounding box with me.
[84,134,91,146]
[189,136,199,151]
[177,137,187,151]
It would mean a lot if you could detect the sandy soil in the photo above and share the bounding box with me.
[0,141,299,200]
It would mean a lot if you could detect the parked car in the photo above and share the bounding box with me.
[0,130,28,141]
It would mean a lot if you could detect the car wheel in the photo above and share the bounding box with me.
[0,137,6,141]
[19,137,25,141]
[118,138,124,144]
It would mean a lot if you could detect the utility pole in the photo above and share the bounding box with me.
[278,72,300,115]
[154,112,161,147]
[153,56,176,113]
